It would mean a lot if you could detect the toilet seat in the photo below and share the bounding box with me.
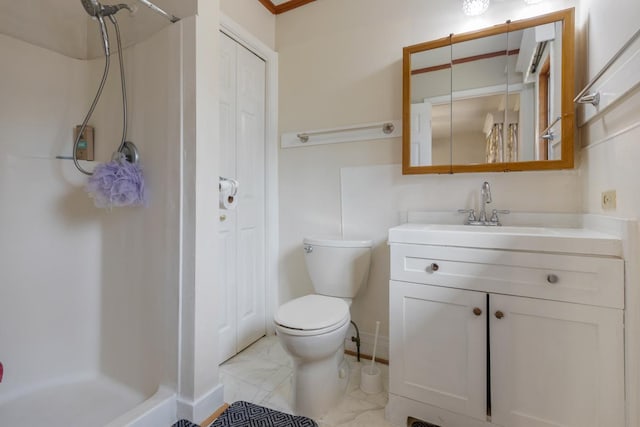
[275,294,350,337]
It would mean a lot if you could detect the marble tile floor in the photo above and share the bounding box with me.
[219,335,400,427]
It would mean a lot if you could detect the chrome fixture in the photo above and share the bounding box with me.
[75,0,133,175]
[479,181,492,222]
[574,26,640,107]
[576,92,600,107]
[297,122,395,143]
[136,0,180,23]
[458,181,510,226]
[74,0,179,175]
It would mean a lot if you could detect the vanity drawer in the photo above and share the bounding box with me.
[390,244,624,309]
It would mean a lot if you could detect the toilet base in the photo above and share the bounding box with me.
[291,344,349,419]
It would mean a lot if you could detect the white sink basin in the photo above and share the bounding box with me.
[388,223,622,256]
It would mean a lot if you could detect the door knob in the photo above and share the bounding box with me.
[473,307,482,316]
[495,310,504,319]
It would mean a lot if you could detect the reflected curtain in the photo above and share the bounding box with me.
[485,123,503,163]
[506,123,518,162]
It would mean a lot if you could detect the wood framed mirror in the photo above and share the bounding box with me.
[402,8,574,174]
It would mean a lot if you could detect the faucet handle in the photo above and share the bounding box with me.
[458,209,477,224]
[490,209,510,225]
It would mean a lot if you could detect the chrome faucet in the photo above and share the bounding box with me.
[479,181,492,222]
[458,181,509,226]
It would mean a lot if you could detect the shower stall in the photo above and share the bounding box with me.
[0,0,220,425]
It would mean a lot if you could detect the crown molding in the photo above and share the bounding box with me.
[258,0,316,15]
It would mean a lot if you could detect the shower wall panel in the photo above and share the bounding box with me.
[87,23,182,397]
[0,33,101,401]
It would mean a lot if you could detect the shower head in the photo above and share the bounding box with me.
[81,1,132,56]
[80,0,132,17]
[80,0,101,16]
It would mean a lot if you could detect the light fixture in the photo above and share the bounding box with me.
[462,0,490,16]
[524,0,543,3]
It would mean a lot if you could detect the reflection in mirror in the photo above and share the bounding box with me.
[451,32,509,165]
[402,8,574,174]
[508,20,564,162]
[410,44,451,167]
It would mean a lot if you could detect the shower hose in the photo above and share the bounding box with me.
[73,14,128,176]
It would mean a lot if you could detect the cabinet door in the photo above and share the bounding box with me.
[490,294,624,427]
[389,281,487,420]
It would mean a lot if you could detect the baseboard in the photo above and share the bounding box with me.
[344,331,389,362]
[177,384,225,424]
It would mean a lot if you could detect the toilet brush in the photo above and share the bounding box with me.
[370,320,380,371]
[360,320,383,394]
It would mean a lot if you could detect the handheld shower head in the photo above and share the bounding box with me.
[80,0,132,17]
[80,0,101,16]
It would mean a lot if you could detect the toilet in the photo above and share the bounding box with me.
[274,236,373,419]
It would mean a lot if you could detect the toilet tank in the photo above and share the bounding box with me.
[303,236,373,298]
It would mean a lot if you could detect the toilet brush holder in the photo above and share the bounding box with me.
[360,364,382,394]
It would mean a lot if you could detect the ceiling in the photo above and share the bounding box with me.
[0,0,311,59]
[0,0,195,59]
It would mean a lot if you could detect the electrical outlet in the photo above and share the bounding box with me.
[601,190,617,210]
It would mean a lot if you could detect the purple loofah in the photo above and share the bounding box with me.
[86,153,147,208]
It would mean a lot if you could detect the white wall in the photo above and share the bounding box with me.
[220,0,276,50]
[0,34,100,400]
[576,1,640,425]
[277,0,578,353]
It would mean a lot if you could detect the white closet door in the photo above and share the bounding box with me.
[234,37,266,352]
[218,33,266,363]
[218,33,239,363]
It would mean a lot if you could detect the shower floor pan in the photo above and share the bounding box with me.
[0,376,146,427]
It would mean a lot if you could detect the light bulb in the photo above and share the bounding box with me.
[463,0,490,16]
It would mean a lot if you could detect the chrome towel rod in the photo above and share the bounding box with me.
[297,122,395,143]
[574,26,640,106]
[540,116,561,141]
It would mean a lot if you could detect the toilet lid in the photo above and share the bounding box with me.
[274,294,349,331]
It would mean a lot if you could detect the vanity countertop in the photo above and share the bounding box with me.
[388,223,622,257]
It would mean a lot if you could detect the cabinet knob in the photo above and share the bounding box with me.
[495,310,504,319]
[473,307,482,316]
[547,274,559,284]
[219,214,227,222]
[428,263,439,272]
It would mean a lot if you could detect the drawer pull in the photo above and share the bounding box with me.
[428,263,440,272]
[547,274,559,284]
[495,311,504,319]
[473,307,482,316]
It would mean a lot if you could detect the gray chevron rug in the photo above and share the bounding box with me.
[172,401,318,427]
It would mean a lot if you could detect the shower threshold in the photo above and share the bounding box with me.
[0,375,145,427]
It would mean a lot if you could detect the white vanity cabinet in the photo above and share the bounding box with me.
[387,228,625,427]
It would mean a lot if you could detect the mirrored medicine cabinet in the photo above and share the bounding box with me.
[402,8,575,174]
